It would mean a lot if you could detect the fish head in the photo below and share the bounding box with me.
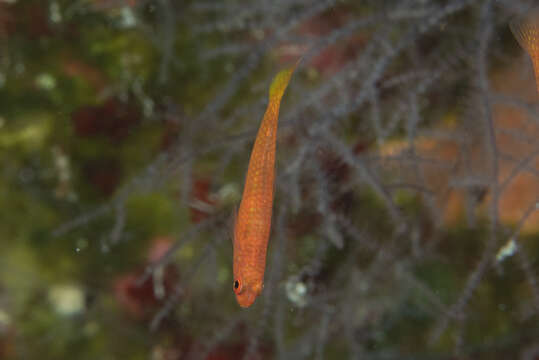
[233,277,263,308]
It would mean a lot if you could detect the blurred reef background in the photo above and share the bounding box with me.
[0,0,538,359]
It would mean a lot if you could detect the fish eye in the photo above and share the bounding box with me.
[233,279,242,294]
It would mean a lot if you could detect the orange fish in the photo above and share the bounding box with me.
[233,64,297,308]
[510,8,539,93]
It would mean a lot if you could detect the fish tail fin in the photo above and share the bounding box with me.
[509,9,539,53]
[268,62,299,101]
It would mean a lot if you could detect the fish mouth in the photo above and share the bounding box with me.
[236,290,257,308]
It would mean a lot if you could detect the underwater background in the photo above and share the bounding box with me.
[0,0,538,359]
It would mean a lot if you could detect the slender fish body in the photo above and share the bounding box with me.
[510,8,539,93]
[233,65,296,308]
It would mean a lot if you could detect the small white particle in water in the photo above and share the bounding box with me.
[0,116,4,128]
[36,73,56,90]
[496,238,517,262]
[48,284,84,316]
[75,248,80,253]
[217,183,240,205]
[286,278,308,307]
[50,1,62,23]
[120,7,136,28]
